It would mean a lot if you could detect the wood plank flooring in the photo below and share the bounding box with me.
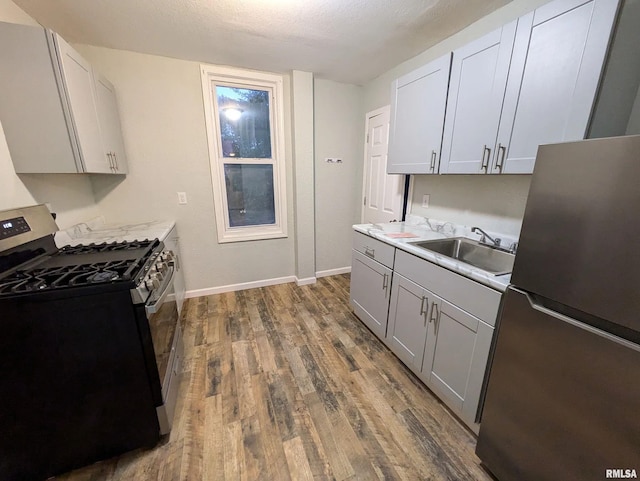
[55,274,494,481]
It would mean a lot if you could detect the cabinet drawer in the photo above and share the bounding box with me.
[352,231,395,269]
[394,250,501,324]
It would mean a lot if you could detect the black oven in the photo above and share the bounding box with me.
[0,205,183,481]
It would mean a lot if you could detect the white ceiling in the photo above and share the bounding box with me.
[13,0,509,85]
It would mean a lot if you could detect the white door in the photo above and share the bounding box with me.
[362,106,403,224]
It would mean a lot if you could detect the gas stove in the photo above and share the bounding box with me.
[0,240,157,293]
[0,232,176,306]
[0,205,183,481]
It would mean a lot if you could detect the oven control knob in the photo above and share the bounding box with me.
[157,261,168,273]
[150,274,161,289]
[144,274,160,289]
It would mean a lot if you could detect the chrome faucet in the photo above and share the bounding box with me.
[471,227,501,248]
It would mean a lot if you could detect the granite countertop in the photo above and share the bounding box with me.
[55,217,176,248]
[353,218,513,292]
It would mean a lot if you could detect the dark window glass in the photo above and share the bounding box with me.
[224,164,275,227]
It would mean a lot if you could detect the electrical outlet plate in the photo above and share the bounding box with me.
[177,192,187,205]
[422,194,430,208]
[325,157,344,163]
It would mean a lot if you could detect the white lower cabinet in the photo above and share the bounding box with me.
[387,274,434,371]
[350,250,393,339]
[350,232,501,432]
[389,250,500,432]
[350,232,395,339]
[422,297,494,429]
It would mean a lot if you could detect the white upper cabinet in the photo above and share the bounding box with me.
[494,0,620,174]
[439,22,517,174]
[0,22,128,175]
[441,0,619,175]
[53,34,110,174]
[388,53,451,174]
[94,72,129,174]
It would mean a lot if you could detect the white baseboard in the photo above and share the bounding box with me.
[183,269,350,299]
[316,266,351,278]
[184,275,296,298]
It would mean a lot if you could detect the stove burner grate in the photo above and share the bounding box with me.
[1,260,136,294]
[59,240,154,255]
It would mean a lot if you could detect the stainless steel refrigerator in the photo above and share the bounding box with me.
[476,135,640,481]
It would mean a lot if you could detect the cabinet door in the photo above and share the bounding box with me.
[0,23,80,173]
[495,0,619,174]
[388,53,451,174]
[386,273,434,372]
[440,22,517,174]
[350,250,392,339]
[94,72,129,174]
[422,298,493,427]
[53,34,110,174]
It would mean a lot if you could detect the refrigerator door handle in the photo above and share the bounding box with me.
[524,290,640,352]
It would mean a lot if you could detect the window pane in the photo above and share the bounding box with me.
[216,86,272,158]
[224,164,276,227]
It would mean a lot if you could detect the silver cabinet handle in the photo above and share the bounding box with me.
[364,247,375,258]
[420,295,429,325]
[481,145,491,172]
[429,301,440,333]
[107,152,114,172]
[113,152,119,171]
[419,295,428,315]
[495,143,506,172]
[430,150,437,172]
[382,273,389,291]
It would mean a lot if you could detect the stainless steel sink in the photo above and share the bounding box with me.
[408,237,515,275]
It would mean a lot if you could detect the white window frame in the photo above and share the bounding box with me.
[201,65,288,243]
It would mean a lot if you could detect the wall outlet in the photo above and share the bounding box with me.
[325,157,344,163]
[177,192,187,205]
[422,194,430,208]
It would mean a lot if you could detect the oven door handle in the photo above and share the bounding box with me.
[145,265,176,316]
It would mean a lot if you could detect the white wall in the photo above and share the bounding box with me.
[410,175,530,237]
[291,71,316,282]
[76,45,297,292]
[361,0,551,237]
[314,79,363,274]
[0,0,100,227]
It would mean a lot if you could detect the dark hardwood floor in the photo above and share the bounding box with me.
[56,274,493,480]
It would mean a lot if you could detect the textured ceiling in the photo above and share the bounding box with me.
[13,0,510,85]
